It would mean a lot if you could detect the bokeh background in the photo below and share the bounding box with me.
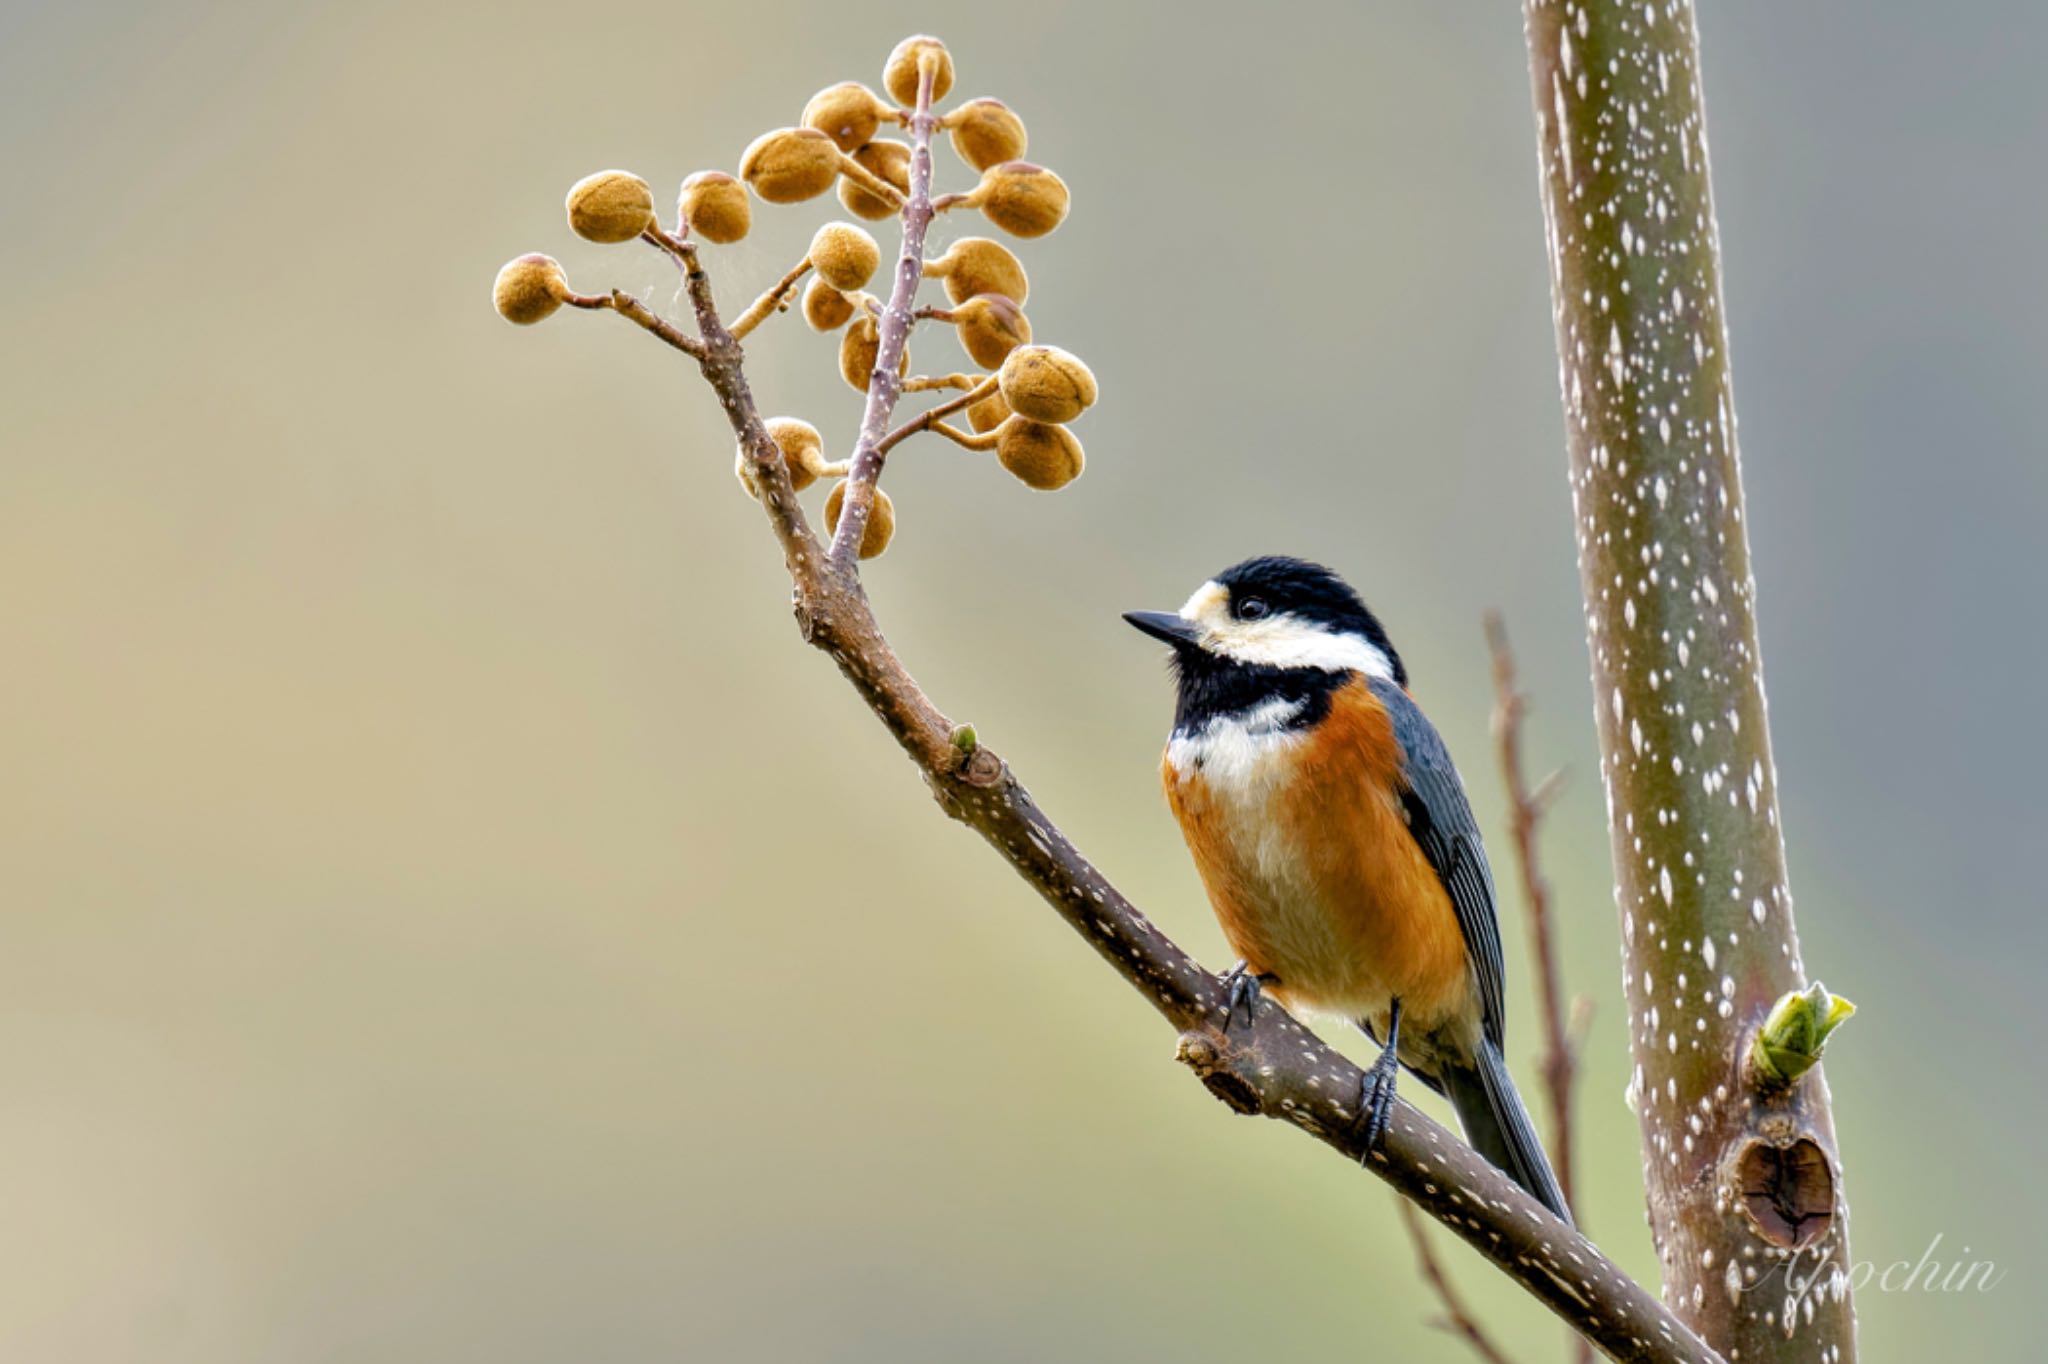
[3,2,2042,1359]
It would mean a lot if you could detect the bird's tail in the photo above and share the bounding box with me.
[1442,1040,1573,1226]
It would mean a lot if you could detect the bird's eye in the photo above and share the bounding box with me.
[1236,596,1269,621]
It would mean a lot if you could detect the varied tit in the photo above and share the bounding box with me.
[1125,556,1571,1223]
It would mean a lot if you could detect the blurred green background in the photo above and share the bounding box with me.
[3,1,2042,1359]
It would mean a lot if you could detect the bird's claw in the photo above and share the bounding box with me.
[1356,1051,1400,1157]
[1221,961,1275,1033]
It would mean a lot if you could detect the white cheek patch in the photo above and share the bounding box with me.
[1208,620,1397,678]
[1173,582,1395,680]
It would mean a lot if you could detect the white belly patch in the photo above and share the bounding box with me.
[1166,700,1390,1015]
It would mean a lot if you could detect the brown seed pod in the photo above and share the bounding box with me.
[802,276,856,331]
[948,98,1027,171]
[995,417,1085,490]
[493,253,570,325]
[970,161,1069,238]
[802,82,891,153]
[679,170,751,244]
[966,387,1012,435]
[883,35,954,107]
[839,313,911,391]
[739,127,841,204]
[928,236,1028,306]
[824,480,897,559]
[998,345,1097,423]
[838,140,910,220]
[735,417,830,497]
[809,221,881,292]
[565,170,656,243]
[950,294,1031,369]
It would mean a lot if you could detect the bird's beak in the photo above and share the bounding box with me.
[1122,610,1201,647]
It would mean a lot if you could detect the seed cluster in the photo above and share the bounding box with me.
[491,33,1097,559]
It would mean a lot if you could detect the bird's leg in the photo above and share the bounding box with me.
[1356,998,1403,1155]
[1220,961,1278,1033]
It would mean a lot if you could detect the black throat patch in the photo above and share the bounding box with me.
[1168,650,1346,737]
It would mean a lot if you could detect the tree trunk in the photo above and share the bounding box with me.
[1519,3,1858,1358]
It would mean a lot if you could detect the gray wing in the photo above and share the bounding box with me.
[1367,676,1506,1050]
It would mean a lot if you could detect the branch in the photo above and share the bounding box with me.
[1399,1201,1521,1364]
[1522,2,1856,1358]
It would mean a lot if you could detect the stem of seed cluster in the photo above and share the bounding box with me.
[878,376,999,455]
[828,53,941,566]
[730,258,814,340]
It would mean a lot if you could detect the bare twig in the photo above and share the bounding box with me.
[1398,1201,1520,1364]
[1484,612,1592,1364]
[1484,613,1581,1213]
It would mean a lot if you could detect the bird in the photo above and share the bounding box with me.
[1124,555,1572,1223]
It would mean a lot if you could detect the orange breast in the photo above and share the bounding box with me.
[1163,679,1473,1031]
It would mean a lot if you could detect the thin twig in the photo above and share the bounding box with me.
[601,290,707,361]
[1485,611,1580,1211]
[730,258,813,340]
[877,375,999,455]
[1398,1201,1520,1364]
[1484,611,1593,1364]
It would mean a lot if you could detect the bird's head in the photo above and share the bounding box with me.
[1123,556,1406,687]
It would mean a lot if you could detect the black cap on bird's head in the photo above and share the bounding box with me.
[1123,555,1406,687]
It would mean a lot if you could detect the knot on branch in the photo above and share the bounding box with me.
[1176,1029,1260,1115]
[1732,1137,1835,1250]
[959,745,1003,787]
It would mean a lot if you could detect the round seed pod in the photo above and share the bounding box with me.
[995,417,1085,490]
[735,417,830,497]
[998,345,1097,423]
[809,221,881,292]
[950,294,1031,369]
[802,82,889,153]
[739,127,841,204]
[802,276,856,331]
[679,171,751,243]
[974,161,1069,238]
[839,140,909,220]
[493,253,569,325]
[966,387,1012,435]
[948,98,1027,171]
[824,480,897,559]
[932,236,1028,306]
[883,35,954,107]
[566,170,656,243]
[839,314,911,391]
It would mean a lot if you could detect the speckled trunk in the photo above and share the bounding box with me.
[1520,2,1856,1359]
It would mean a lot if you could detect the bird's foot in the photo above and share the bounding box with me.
[1356,1049,1400,1157]
[1220,961,1277,1033]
